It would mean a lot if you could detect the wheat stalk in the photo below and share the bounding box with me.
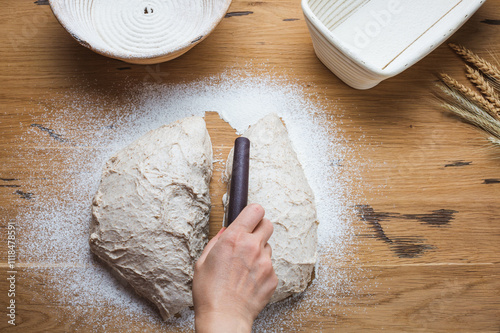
[449,43,500,82]
[486,49,500,91]
[465,65,500,111]
[439,73,500,119]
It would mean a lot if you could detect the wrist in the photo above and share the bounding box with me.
[195,311,252,333]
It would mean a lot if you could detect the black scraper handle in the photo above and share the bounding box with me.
[226,137,250,226]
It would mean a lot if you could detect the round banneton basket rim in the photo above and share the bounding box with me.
[49,0,232,62]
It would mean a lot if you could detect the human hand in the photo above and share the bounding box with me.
[192,204,278,333]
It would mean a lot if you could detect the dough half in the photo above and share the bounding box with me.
[224,114,318,303]
[90,116,213,320]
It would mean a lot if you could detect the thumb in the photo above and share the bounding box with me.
[197,227,226,264]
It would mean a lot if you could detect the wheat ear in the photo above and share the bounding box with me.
[465,65,500,112]
[489,136,500,148]
[436,83,498,123]
[442,103,500,140]
[439,73,500,120]
[449,43,500,82]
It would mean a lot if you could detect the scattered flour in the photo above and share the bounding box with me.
[16,72,364,331]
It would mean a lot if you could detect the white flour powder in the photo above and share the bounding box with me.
[17,72,363,331]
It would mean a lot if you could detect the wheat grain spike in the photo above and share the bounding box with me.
[465,65,500,112]
[437,83,496,123]
[489,136,500,147]
[449,43,500,82]
[439,73,500,120]
[442,103,500,140]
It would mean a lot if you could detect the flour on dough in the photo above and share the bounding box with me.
[224,113,318,303]
[90,116,212,320]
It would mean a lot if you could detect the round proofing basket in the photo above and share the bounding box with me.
[49,0,232,64]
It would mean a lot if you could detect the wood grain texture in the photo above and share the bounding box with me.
[1,0,500,332]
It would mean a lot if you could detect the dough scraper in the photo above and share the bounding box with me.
[225,137,250,226]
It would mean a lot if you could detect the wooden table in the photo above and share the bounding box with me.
[1,1,499,332]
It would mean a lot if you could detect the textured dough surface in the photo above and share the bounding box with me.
[224,114,318,303]
[90,116,212,320]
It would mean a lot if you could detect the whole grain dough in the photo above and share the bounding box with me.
[90,116,212,320]
[224,114,318,303]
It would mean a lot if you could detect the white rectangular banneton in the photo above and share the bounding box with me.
[302,0,485,89]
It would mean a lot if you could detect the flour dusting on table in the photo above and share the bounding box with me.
[17,73,363,331]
